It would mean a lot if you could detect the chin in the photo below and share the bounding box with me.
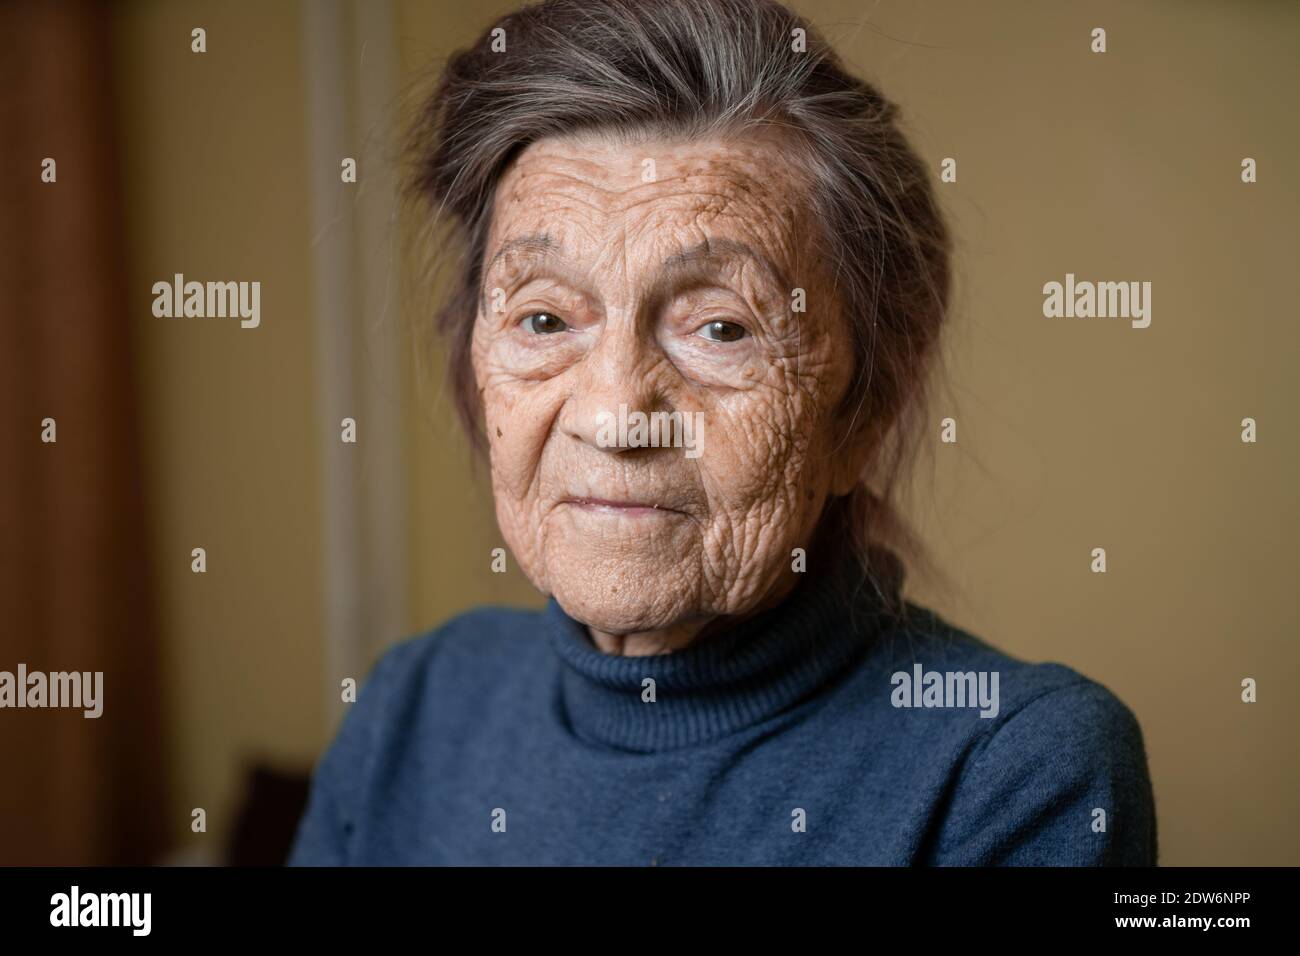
[543,548,699,636]
[522,510,698,629]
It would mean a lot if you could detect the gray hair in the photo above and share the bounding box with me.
[407,0,952,598]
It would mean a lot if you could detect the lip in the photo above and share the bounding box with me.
[560,497,686,517]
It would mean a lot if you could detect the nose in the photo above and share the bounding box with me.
[560,317,672,454]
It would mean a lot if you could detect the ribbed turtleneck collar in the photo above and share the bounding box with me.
[543,537,904,753]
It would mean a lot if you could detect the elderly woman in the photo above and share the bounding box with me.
[289,0,1155,866]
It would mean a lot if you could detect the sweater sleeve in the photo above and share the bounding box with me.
[284,645,407,866]
[924,679,1158,866]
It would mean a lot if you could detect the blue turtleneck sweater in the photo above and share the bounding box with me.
[287,550,1157,866]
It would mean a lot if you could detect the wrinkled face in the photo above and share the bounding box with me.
[471,127,859,636]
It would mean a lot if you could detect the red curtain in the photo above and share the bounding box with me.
[0,0,168,865]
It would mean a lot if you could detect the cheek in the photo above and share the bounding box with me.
[691,355,847,562]
[482,384,554,503]
[480,382,557,594]
[712,345,844,478]
[474,332,557,502]
[699,390,807,512]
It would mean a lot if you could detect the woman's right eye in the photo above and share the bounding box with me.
[520,312,568,334]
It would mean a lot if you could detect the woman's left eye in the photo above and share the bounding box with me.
[520,312,569,334]
[695,319,747,343]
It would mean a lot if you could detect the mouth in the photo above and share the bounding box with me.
[560,497,687,518]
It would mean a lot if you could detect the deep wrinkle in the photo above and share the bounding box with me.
[471,128,868,656]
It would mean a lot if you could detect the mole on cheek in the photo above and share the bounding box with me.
[497,426,503,437]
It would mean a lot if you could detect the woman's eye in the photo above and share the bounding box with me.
[521,312,568,334]
[696,319,747,343]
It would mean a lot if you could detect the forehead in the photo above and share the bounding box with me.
[484,128,814,273]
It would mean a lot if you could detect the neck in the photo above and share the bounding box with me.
[586,619,708,656]
[585,570,802,657]
[543,523,902,753]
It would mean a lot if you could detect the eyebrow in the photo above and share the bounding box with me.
[660,237,792,297]
[480,233,791,312]
[481,233,561,313]
[486,233,558,273]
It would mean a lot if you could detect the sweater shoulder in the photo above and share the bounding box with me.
[861,603,1156,863]
[874,600,1101,706]
[861,600,1150,771]
[324,604,549,776]
[287,604,547,865]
